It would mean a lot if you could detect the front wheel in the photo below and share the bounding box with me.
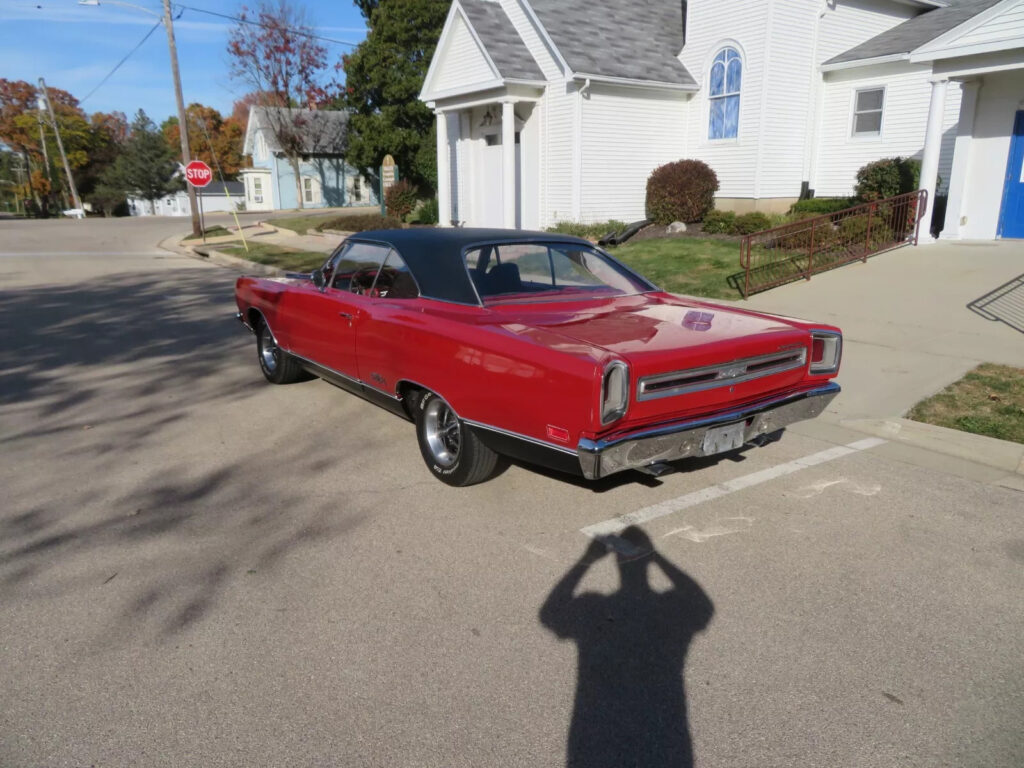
[256,320,305,384]
[415,392,498,486]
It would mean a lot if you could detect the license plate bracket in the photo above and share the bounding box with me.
[701,421,747,456]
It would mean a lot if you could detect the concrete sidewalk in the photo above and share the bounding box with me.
[743,239,1024,421]
[742,239,1024,478]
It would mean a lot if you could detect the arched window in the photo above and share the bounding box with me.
[708,47,742,140]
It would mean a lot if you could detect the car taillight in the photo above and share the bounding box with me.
[601,361,629,424]
[809,332,842,374]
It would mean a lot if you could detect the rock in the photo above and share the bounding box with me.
[667,221,687,233]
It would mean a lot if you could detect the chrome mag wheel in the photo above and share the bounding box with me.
[423,396,461,468]
[259,324,280,374]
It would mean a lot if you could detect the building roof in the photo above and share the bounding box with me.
[529,0,695,86]
[247,107,349,155]
[460,0,545,81]
[824,0,1005,66]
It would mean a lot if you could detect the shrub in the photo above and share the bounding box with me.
[384,179,418,220]
[733,212,772,235]
[854,157,921,202]
[409,197,439,225]
[316,213,402,233]
[789,197,855,216]
[838,213,895,250]
[701,209,736,234]
[645,159,719,225]
[545,220,627,239]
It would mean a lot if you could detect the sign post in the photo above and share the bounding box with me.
[379,154,398,217]
[184,160,213,240]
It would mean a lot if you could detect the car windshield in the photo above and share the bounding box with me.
[464,242,652,304]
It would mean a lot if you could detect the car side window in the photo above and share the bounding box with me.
[328,242,390,292]
[375,250,420,299]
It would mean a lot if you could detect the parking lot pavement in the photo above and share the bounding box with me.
[1,221,1022,767]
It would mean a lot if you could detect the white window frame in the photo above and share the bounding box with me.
[707,46,743,142]
[252,176,263,204]
[851,86,886,139]
[255,134,267,161]
[303,176,320,205]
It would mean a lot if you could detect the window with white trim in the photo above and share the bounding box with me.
[252,176,263,204]
[852,88,884,137]
[708,47,741,140]
[303,177,320,204]
[255,134,267,161]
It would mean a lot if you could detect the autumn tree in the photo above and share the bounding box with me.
[340,0,448,193]
[98,110,180,213]
[163,104,245,179]
[226,0,337,208]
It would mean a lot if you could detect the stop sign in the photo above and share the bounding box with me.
[185,160,213,188]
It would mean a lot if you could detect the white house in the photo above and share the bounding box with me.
[128,181,245,217]
[420,0,1024,240]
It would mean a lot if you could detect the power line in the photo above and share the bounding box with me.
[80,19,164,105]
[176,4,359,47]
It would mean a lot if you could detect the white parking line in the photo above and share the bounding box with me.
[581,437,887,544]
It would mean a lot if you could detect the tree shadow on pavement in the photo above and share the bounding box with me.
[0,267,368,643]
[540,527,714,768]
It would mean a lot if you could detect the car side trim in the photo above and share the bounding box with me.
[462,419,579,456]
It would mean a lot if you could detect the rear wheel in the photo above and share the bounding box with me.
[415,392,498,486]
[256,320,305,384]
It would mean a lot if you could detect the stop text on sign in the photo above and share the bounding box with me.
[185,161,213,188]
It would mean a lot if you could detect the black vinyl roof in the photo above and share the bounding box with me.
[347,227,603,305]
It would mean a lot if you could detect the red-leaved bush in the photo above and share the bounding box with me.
[385,179,418,220]
[645,159,719,224]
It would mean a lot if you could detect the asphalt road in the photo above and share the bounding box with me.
[2,217,1022,768]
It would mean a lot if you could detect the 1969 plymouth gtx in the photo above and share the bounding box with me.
[235,228,841,486]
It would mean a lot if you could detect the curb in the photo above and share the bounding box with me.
[840,417,1024,476]
[190,245,286,276]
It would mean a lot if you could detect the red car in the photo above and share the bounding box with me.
[235,228,841,486]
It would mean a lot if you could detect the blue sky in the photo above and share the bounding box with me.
[0,0,368,122]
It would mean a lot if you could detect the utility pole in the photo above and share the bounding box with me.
[162,0,201,237]
[38,78,83,213]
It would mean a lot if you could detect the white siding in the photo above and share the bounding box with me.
[758,0,817,198]
[956,1,1024,47]
[542,81,575,226]
[500,0,563,80]
[814,65,962,197]
[680,0,771,198]
[579,85,688,223]
[817,0,920,62]
[431,12,497,93]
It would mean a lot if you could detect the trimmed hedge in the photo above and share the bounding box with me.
[789,197,855,215]
[546,220,627,239]
[645,159,719,225]
[316,213,403,233]
[854,157,921,202]
[701,209,736,234]
[733,212,772,235]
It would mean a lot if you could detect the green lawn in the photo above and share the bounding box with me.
[220,243,326,272]
[181,225,235,241]
[266,212,340,235]
[608,237,745,299]
[907,364,1024,444]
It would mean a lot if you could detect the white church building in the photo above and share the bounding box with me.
[420,0,1024,240]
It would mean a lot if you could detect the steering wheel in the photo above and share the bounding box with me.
[349,268,378,295]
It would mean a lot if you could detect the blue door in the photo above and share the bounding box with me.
[998,110,1024,238]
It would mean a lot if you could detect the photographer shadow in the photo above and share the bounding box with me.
[540,527,714,768]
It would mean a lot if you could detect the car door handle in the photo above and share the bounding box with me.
[338,312,353,319]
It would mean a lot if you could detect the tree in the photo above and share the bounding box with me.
[226,0,336,209]
[340,0,448,193]
[163,103,245,179]
[99,110,180,213]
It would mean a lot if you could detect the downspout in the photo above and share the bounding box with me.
[802,0,830,197]
[572,77,590,222]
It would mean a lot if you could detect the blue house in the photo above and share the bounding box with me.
[239,106,378,213]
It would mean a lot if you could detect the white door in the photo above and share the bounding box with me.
[475,132,521,228]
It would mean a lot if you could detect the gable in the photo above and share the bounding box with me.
[424,5,500,97]
[912,0,1024,59]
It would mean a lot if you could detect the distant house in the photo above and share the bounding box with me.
[129,181,245,217]
[421,0,1024,240]
[239,106,378,213]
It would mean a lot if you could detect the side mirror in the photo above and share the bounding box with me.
[311,268,325,289]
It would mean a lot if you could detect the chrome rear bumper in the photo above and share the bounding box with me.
[577,383,840,480]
